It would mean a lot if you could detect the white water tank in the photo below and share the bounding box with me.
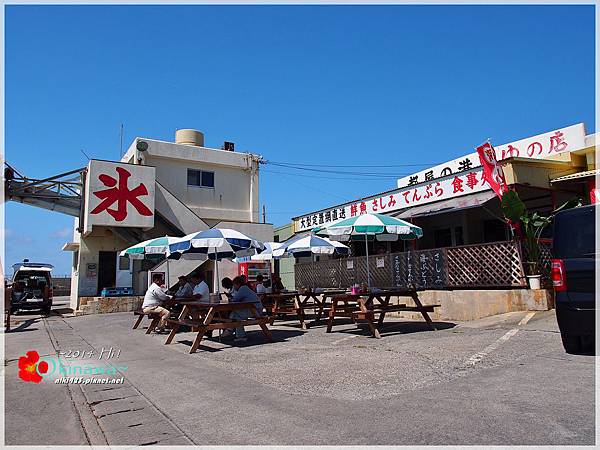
[175,129,204,147]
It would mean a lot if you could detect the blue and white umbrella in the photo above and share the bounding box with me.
[168,228,265,293]
[234,242,284,262]
[273,234,349,258]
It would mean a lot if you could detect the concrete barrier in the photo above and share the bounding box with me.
[390,289,554,322]
[73,289,554,322]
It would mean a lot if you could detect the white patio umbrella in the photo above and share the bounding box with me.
[315,213,423,288]
[167,228,265,294]
[272,234,350,258]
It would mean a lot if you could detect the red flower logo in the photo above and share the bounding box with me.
[18,350,48,383]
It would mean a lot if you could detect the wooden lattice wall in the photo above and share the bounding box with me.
[294,240,527,289]
[446,241,526,288]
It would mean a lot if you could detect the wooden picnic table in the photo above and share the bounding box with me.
[164,299,272,353]
[326,289,440,339]
[260,292,307,330]
[297,289,348,324]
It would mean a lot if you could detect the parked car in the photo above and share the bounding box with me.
[551,204,596,354]
[9,261,54,314]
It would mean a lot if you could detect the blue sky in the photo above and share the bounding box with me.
[5,5,595,274]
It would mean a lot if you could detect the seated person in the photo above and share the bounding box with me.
[221,276,264,342]
[255,274,267,295]
[271,275,285,293]
[173,275,194,298]
[142,273,173,333]
[221,277,234,299]
[190,272,210,301]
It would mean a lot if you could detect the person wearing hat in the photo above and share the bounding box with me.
[174,275,194,298]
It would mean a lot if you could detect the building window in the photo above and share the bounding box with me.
[187,169,215,188]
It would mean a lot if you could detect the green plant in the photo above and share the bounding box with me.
[501,191,580,275]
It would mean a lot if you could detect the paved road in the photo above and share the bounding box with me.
[4,308,595,446]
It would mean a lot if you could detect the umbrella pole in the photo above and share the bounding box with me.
[215,247,220,295]
[365,235,371,289]
[166,258,170,289]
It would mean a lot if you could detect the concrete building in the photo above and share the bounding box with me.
[61,129,272,311]
[289,123,596,289]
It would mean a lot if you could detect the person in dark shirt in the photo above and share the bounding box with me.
[221,276,263,342]
[271,275,285,292]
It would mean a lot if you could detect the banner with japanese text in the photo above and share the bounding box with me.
[294,167,489,232]
[294,123,587,233]
[396,123,585,189]
[476,142,507,198]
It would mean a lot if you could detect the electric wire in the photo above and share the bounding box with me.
[265,161,413,177]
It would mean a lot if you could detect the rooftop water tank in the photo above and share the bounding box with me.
[175,129,204,147]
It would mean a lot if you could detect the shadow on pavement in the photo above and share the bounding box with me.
[308,318,456,336]
[6,318,41,333]
[173,328,305,352]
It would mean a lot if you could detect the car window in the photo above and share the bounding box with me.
[14,271,51,286]
[554,208,595,259]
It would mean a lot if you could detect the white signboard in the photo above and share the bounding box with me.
[293,123,587,233]
[84,160,155,233]
[396,123,586,188]
[295,167,489,232]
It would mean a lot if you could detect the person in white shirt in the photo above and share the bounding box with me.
[255,274,267,295]
[191,272,210,301]
[142,274,173,333]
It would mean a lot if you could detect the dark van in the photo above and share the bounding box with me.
[551,204,596,354]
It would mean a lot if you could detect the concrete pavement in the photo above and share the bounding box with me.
[4,307,595,446]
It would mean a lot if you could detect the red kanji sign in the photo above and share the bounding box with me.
[85,161,155,232]
[91,167,153,221]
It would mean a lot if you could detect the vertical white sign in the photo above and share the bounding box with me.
[84,160,155,233]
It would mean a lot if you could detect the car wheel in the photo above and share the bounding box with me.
[42,306,52,315]
[561,334,583,354]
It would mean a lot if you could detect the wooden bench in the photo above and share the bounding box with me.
[132,309,162,334]
[327,291,441,338]
[164,301,274,353]
[351,304,440,321]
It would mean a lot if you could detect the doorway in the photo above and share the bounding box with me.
[98,251,117,295]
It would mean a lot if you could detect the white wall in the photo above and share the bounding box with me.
[123,138,260,223]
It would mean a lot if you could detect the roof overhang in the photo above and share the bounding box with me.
[62,242,80,252]
[393,190,497,219]
[550,169,600,184]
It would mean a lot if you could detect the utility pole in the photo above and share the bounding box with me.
[119,124,124,159]
[262,205,266,223]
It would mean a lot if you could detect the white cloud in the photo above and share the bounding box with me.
[50,227,72,239]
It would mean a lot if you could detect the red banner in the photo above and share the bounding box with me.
[476,142,508,198]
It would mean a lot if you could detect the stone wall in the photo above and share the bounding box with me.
[74,296,144,316]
